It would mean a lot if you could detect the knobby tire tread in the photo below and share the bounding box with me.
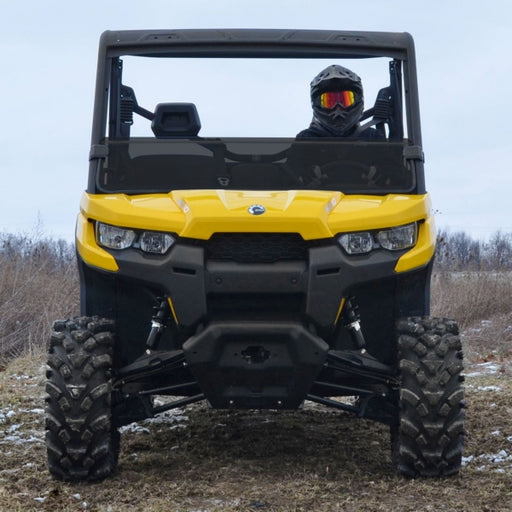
[45,316,119,481]
[392,316,465,477]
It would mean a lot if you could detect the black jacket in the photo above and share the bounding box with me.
[296,120,385,139]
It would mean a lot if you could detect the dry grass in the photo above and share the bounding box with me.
[431,271,512,330]
[431,271,512,364]
[0,348,511,511]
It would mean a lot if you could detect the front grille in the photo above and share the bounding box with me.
[205,233,310,263]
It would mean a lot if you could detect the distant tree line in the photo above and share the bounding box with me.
[435,230,512,271]
[0,232,75,271]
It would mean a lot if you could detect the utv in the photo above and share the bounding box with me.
[45,29,464,481]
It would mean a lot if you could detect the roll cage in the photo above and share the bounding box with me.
[88,29,425,193]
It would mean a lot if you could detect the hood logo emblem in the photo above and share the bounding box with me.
[248,204,266,216]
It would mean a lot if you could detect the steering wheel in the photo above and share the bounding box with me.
[301,160,378,189]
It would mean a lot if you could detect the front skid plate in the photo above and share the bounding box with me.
[183,322,329,409]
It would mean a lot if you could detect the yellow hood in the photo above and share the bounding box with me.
[81,189,431,240]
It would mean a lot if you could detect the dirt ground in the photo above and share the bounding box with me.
[1,335,511,511]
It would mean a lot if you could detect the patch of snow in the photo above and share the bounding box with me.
[120,408,189,435]
[0,405,47,446]
[484,450,510,463]
[152,410,189,423]
[461,449,512,474]
[2,436,21,443]
[10,374,31,381]
[1,407,45,423]
[28,408,44,415]
[169,424,187,431]
[465,362,500,378]
[0,414,44,445]
[476,385,502,392]
[461,455,474,466]
[120,424,151,435]
[16,435,34,445]
[1,433,43,445]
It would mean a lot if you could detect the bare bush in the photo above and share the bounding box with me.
[0,233,79,366]
[431,271,512,326]
[431,270,512,363]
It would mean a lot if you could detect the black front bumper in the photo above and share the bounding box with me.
[96,240,403,329]
[183,321,329,409]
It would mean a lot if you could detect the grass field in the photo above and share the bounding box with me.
[1,314,511,512]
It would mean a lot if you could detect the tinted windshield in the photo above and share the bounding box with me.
[99,138,413,194]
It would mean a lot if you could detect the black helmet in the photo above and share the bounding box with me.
[310,65,364,136]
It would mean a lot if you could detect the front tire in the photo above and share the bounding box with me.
[392,316,465,477]
[45,317,119,481]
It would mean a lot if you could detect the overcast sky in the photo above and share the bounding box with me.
[2,0,511,242]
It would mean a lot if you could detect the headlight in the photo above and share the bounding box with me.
[337,222,417,255]
[140,231,175,254]
[377,223,417,251]
[97,223,136,250]
[96,222,175,254]
[338,232,373,255]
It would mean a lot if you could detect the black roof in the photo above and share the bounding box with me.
[98,29,415,59]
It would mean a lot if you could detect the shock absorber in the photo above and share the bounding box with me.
[145,297,171,352]
[342,298,367,353]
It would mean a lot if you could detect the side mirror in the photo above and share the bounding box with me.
[151,103,201,138]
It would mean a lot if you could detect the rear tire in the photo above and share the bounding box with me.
[45,317,120,481]
[392,316,465,477]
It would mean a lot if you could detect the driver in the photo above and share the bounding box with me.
[297,64,383,139]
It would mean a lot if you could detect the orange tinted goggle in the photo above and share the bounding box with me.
[320,90,355,109]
